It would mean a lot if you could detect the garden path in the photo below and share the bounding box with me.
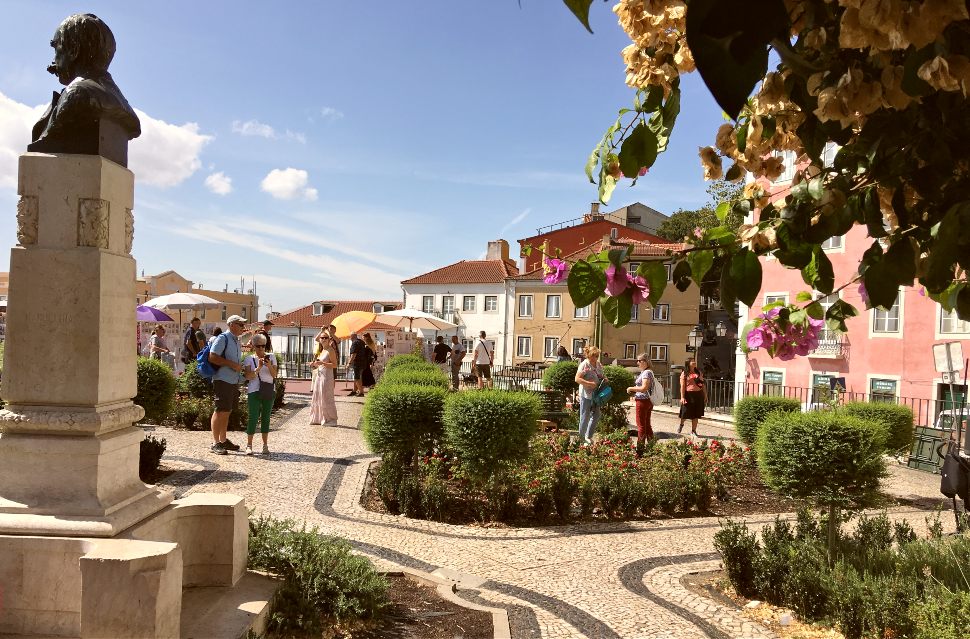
[151,398,952,639]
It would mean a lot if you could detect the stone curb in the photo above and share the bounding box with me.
[643,559,779,639]
[382,567,513,639]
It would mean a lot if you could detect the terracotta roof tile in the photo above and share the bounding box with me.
[402,260,518,285]
[270,300,402,330]
[513,239,687,280]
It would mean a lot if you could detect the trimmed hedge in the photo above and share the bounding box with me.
[362,383,448,462]
[757,410,887,510]
[177,361,212,399]
[603,364,635,406]
[734,395,802,445]
[379,367,449,389]
[541,361,579,395]
[135,357,177,424]
[384,354,426,371]
[443,390,540,479]
[841,401,914,454]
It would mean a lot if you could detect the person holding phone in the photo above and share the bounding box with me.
[242,333,277,455]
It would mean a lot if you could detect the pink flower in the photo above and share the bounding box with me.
[629,273,650,304]
[919,286,926,297]
[746,326,766,349]
[543,258,568,284]
[858,282,869,307]
[693,227,704,239]
[605,264,629,296]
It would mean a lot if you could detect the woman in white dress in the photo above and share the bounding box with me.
[309,328,338,425]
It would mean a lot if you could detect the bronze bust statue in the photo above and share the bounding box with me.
[28,13,140,166]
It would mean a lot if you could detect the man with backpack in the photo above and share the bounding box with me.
[182,317,202,366]
[206,315,247,455]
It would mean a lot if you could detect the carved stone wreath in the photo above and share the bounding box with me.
[78,198,109,249]
[16,195,38,246]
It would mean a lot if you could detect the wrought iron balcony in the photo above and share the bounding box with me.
[809,329,846,359]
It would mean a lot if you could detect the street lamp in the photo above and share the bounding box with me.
[715,321,728,338]
[687,324,704,352]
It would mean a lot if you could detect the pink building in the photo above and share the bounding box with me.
[735,152,970,427]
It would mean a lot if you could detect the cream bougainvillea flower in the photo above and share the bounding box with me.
[698,146,722,180]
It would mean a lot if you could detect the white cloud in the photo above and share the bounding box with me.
[320,107,344,121]
[232,119,275,138]
[285,130,307,144]
[260,168,317,201]
[204,171,232,195]
[0,91,210,190]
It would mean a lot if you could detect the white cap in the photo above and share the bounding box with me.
[226,314,247,324]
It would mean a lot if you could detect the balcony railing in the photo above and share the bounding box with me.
[809,329,847,359]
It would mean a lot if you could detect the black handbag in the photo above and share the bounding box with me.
[258,380,275,401]
[940,443,969,500]
[678,402,688,419]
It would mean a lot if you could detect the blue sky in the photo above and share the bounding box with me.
[0,1,725,317]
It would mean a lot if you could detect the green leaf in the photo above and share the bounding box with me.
[729,248,762,307]
[801,247,835,294]
[522,245,533,257]
[805,301,824,320]
[600,293,633,328]
[789,309,807,325]
[598,174,617,204]
[902,43,936,97]
[724,162,744,182]
[862,260,900,310]
[685,0,789,118]
[715,201,731,222]
[561,0,595,33]
[762,301,785,312]
[825,299,858,333]
[807,177,824,200]
[642,85,664,112]
[736,120,748,154]
[773,224,814,269]
[618,123,659,179]
[640,261,668,306]
[720,257,738,313]
[673,260,693,292]
[687,249,714,287]
[607,248,630,267]
[584,144,601,184]
[884,237,917,286]
[795,291,814,303]
[567,259,607,308]
[957,286,970,322]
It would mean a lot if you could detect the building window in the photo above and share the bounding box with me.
[543,337,558,359]
[372,303,384,314]
[765,294,787,305]
[812,373,834,404]
[462,338,475,355]
[442,296,455,314]
[665,263,672,281]
[518,295,533,318]
[422,296,434,313]
[762,370,784,396]
[484,296,498,312]
[822,141,839,168]
[311,302,323,316]
[820,235,843,250]
[652,304,669,322]
[624,343,637,359]
[941,308,970,334]
[873,296,900,333]
[516,336,532,357]
[870,378,897,403]
[629,262,641,274]
[630,304,639,322]
[546,295,561,318]
[462,296,476,312]
[574,305,590,319]
[649,344,668,362]
[773,149,797,183]
[572,338,587,358]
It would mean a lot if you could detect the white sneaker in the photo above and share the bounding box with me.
[261,445,270,455]
[245,445,253,456]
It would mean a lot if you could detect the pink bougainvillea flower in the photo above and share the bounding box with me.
[858,282,870,307]
[693,226,704,239]
[628,273,651,304]
[605,264,629,296]
[918,286,926,297]
[746,326,766,349]
[543,257,568,284]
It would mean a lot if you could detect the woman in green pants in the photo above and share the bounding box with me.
[243,333,278,455]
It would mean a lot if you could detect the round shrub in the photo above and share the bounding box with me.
[443,390,540,479]
[177,361,212,399]
[603,364,635,405]
[384,354,426,371]
[733,396,802,445]
[757,410,887,510]
[542,360,579,395]
[362,383,448,462]
[841,401,914,454]
[135,357,176,424]
[379,367,449,389]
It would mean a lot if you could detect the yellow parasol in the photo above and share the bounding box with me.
[329,310,377,339]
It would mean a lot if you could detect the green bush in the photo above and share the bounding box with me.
[713,520,759,598]
[733,395,801,445]
[177,361,211,399]
[172,396,202,429]
[842,401,914,454]
[909,583,970,639]
[597,402,631,433]
[248,515,388,634]
[135,357,177,424]
[139,433,167,482]
[379,367,449,389]
[362,383,447,463]
[384,354,426,371]
[603,364,635,406]
[443,390,540,480]
[541,360,579,395]
[273,378,286,410]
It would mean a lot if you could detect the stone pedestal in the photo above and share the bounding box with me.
[0,154,254,638]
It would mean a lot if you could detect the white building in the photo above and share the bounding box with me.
[401,240,519,365]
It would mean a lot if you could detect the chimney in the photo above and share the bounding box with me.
[590,202,600,215]
[584,202,604,223]
[486,239,509,262]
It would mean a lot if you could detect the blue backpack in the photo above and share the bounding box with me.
[196,335,223,379]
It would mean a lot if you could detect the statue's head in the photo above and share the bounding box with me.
[47,14,115,85]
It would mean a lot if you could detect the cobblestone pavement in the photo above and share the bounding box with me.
[151,397,954,639]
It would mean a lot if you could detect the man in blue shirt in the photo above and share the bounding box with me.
[208,314,247,454]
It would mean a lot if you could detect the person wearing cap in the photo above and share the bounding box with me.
[260,319,274,352]
[207,314,247,455]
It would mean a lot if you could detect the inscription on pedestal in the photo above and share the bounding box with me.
[124,208,134,254]
[78,198,109,249]
[16,196,38,246]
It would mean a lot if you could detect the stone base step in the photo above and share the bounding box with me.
[180,571,280,639]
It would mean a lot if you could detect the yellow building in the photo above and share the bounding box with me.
[136,270,258,325]
[509,239,697,377]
